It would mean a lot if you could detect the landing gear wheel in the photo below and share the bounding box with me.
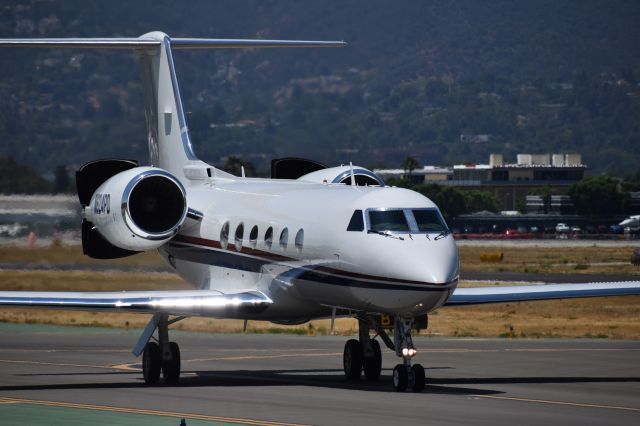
[162,342,181,384]
[343,339,363,380]
[142,342,161,384]
[411,363,426,393]
[392,364,408,392]
[363,339,382,381]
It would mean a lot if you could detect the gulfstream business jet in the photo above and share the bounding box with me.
[1,32,639,392]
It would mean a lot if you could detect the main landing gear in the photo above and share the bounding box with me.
[343,317,382,381]
[342,315,426,392]
[137,314,182,385]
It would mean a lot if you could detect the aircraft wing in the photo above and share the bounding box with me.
[0,290,272,318]
[446,281,640,306]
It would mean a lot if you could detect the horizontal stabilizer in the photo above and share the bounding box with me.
[0,38,160,48]
[0,290,272,318]
[0,38,345,50]
[171,38,346,49]
[446,281,640,306]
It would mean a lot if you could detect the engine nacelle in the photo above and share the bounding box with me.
[84,167,187,252]
[297,165,385,186]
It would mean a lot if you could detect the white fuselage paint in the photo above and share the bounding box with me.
[159,175,460,322]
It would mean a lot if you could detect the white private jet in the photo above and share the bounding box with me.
[1,32,639,392]
[620,215,640,232]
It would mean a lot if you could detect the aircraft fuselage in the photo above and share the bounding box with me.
[160,177,460,322]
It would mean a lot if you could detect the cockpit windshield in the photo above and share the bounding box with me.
[363,208,449,234]
[412,209,447,232]
[368,210,410,232]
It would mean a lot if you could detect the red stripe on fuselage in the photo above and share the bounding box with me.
[171,234,456,288]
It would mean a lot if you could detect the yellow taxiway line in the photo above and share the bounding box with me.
[0,397,308,426]
[472,394,640,412]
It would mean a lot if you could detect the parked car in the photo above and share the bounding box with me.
[609,225,623,234]
[503,228,524,238]
[555,223,570,233]
[463,225,476,234]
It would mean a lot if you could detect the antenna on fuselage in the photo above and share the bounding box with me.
[349,162,356,187]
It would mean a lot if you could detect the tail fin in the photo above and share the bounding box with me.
[0,33,345,178]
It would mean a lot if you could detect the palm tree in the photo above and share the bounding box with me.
[401,156,419,181]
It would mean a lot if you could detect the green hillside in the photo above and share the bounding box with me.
[0,0,639,176]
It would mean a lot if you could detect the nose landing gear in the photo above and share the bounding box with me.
[342,314,426,392]
[391,316,425,392]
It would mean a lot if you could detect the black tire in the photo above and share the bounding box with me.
[343,339,363,380]
[363,339,382,381]
[142,342,161,384]
[162,341,181,384]
[392,364,408,392]
[411,363,426,393]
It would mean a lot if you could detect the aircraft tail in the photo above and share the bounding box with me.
[0,33,345,179]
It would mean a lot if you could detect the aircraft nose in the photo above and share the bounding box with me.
[406,237,459,284]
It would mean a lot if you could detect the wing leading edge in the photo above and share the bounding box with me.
[446,281,640,306]
[0,290,272,318]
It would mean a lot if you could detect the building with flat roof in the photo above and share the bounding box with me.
[373,165,453,184]
[374,153,587,210]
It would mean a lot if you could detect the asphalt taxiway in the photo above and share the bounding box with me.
[0,324,638,425]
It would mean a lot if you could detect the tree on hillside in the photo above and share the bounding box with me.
[622,168,640,191]
[461,190,500,213]
[568,176,629,218]
[0,157,52,194]
[53,165,72,193]
[414,184,466,220]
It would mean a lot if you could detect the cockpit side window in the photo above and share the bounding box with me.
[347,210,364,231]
[368,210,410,232]
[412,209,447,232]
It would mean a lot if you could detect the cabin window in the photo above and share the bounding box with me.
[368,210,410,233]
[412,209,447,233]
[249,225,258,248]
[220,221,229,249]
[295,229,304,252]
[347,210,364,231]
[279,227,289,250]
[234,222,244,252]
[264,226,273,248]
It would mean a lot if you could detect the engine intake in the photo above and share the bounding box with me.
[125,172,187,238]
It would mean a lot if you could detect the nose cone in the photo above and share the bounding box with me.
[416,237,459,284]
[391,235,459,285]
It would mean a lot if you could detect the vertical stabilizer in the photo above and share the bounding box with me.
[137,32,200,178]
[0,34,345,179]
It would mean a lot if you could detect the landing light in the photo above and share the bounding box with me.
[402,347,417,357]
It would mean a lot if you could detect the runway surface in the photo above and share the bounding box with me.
[0,324,639,425]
